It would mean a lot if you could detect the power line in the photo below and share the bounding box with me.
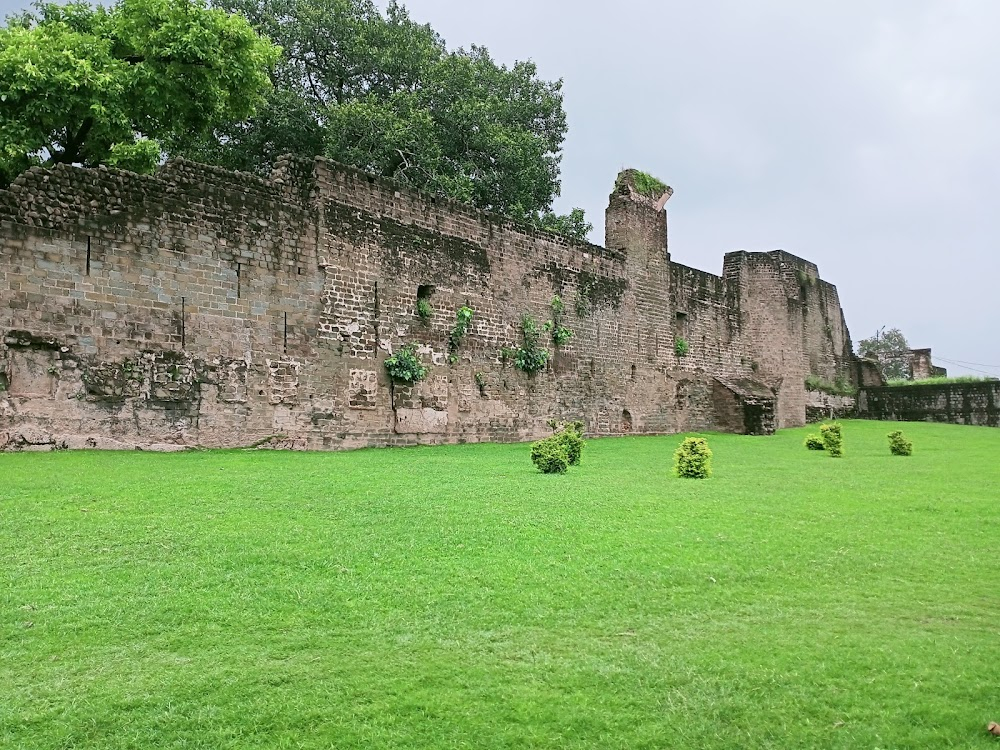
[934,356,1000,370]
[933,357,1000,377]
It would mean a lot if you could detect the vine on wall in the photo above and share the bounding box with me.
[447,305,474,364]
[543,295,573,346]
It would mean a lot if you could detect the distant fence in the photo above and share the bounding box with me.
[856,381,1000,427]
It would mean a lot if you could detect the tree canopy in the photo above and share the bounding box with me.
[0,0,280,186]
[179,0,589,239]
[858,327,911,380]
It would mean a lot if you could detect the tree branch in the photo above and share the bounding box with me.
[121,55,214,69]
[50,117,95,165]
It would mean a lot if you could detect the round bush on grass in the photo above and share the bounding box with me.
[555,426,585,466]
[804,434,825,450]
[530,437,569,474]
[674,437,712,478]
[820,423,843,458]
[888,430,913,456]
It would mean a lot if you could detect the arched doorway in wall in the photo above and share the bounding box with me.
[621,409,633,433]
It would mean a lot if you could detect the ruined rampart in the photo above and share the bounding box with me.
[0,157,857,450]
[857,382,1000,427]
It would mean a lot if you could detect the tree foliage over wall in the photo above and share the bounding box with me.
[858,327,911,381]
[180,0,590,239]
[0,0,280,186]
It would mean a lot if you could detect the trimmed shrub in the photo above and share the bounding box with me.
[820,423,843,458]
[674,437,712,478]
[530,437,569,474]
[804,434,825,451]
[888,430,913,456]
[555,427,585,466]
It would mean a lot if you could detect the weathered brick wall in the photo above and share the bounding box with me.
[0,157,857,450]
[721,251,853,429]
[806,391,857,422]
[857,382,1000,427]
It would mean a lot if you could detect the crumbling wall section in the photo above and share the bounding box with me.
[857,382,999,427]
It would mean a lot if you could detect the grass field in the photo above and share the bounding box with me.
[2,420,999,749]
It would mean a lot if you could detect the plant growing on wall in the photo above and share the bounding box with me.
[804,374,856,396]
[513,314,549,374]
[675,338,689,357]
[542,295,573,346]
[474,371,486,395]
[447,305,474,364]
[416,298,433,321]
[616,169,668,199]
[384,343,427,384]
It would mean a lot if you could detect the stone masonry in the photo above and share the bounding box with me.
[0,157,858,451]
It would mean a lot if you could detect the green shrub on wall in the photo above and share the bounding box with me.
[543,295,573,346]
[447,305,474,364]
[415,298,433,321]
[675,338,689,357]
[514,315,550,374]
[888,430,913,456]
[805,374,856,396]
[384,344,427,384]
[821,423,843,457]
[674,437,712,478]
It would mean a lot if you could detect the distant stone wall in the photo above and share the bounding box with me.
[857,382,1000,427]
[0,156,858,451]
[805,391,856,423]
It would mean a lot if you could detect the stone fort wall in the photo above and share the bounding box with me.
[0,157,856,450]
[857,382,1000,428]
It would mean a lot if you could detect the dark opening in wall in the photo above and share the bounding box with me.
[631,364,637,381]
[415,284,434,321]
[675,310,688,338]
[621,409,633,432]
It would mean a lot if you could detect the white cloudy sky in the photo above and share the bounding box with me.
[3,0,998,375]
[393,0,1000,376]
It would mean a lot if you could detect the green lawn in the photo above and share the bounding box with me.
[2,420,998,749]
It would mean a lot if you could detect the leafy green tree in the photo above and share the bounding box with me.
[0,0,280,186]
[183,0,588,236]
[535,208,592,242]
[858,327,910,380]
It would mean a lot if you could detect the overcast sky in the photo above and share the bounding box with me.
[3,0,998,375]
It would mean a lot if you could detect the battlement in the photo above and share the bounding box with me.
[0,157,857,451]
